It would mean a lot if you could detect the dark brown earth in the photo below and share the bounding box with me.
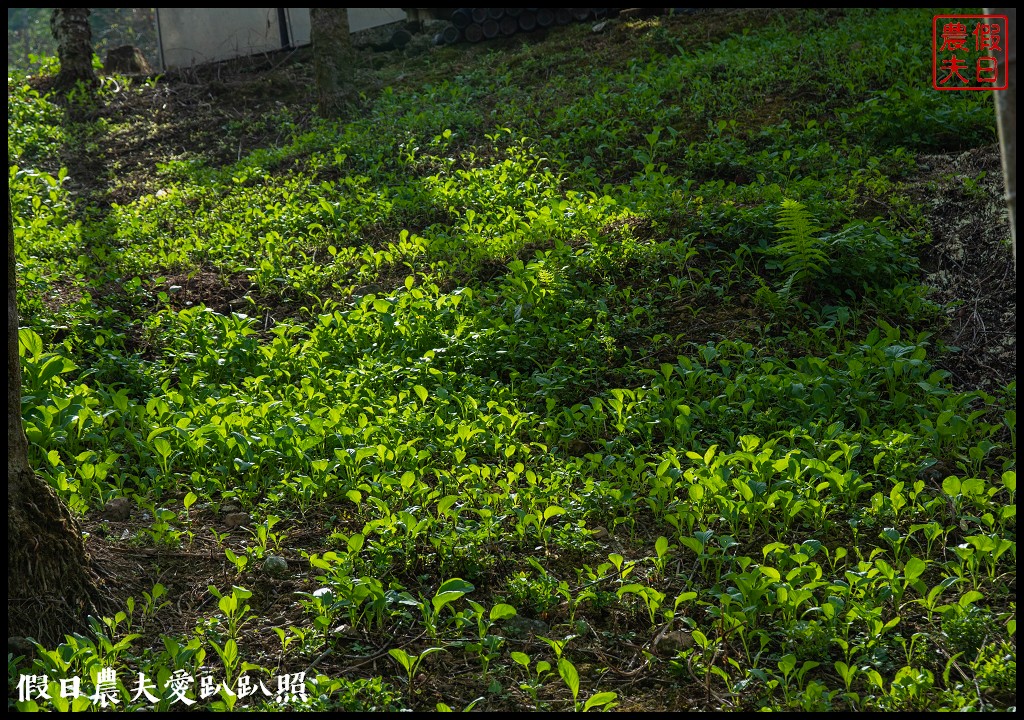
[913,144,1016,392]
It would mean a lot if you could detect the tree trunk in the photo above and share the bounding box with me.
[8,175,102,648]
[986,8,1016,268]
[310,8,355,118]
[50,8,98,91]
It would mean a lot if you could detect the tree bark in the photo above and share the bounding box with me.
[8,173,102,648]
[310,8,355,118]
[986,8,1016,268]
[50,8,98,91]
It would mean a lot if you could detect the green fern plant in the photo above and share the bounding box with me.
[754,274,795,316]
[771,199,830,287]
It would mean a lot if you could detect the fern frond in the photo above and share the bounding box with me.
[754,275,793,317]
[773,199,829,283]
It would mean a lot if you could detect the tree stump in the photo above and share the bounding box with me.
[103,45,154,75]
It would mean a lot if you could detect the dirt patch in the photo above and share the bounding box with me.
[26,53,321,211]
[158,268,305,331]
[82,507,327,669]
[912,144,1016,392]
[161,269,255,315]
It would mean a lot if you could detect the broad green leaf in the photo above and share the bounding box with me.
[962,477,985,496]
[584,692,618,711]
[942,476,962,496]
[490,603,517,621]
[388,648,412,671]
[673,591,697,610]
[146,426,172,442]
[558,658,580,700]
[903,557,926,582]
[966,535,996,552]
[437,495,458,516]
[616,583,645,598]
[958,590,984,607]
[419,646,446,661]
[543,505,565,521]
[880,527,901,545]
[433,578,474,614]
[704,445,718,465]
[222,638,238,664]
[437,578,475,595]
[37,356,72,385]
[153,437,171,458]
[19,328,43,358]
[432,593,463,613]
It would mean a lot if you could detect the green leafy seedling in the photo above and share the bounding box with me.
[389,646,445,696]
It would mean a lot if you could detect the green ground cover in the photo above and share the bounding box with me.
[8,8,1015,712]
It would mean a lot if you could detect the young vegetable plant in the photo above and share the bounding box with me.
[651,535,673,577]
[139,583,170,625]
[558,657,618,712]
[206,585,254,643]
[389,646,445,698]
[420,578,475,639]
[775,653,821,708]
[510,651,554,706]
[461,601,517,678]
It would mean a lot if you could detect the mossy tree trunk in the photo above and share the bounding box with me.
[50,8,98,91]
[8,178,101,647]
[310,8,355,117]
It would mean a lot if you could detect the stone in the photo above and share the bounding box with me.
[503,615,549,639]
[652,628,694,655]
[263,555,288,577]
[225,512,250,529]
[9,636,34,658]
[104,497,133,521]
